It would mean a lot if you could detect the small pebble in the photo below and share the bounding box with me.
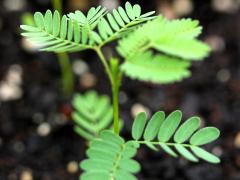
[6,64,23,85]
[234,132,240,148]
[212,146,223,157]
[80,73,97,88]
[205,35,225,52]
[8,173,17,180]
[32,113,45,124]
[212,0,239,13]
[198,116,206,127]
[100,0,119,10]
[37,122,51,137]
[0,82,23,101]
[13,141,25,153]
[53,114,68,125]
[21,38,43,52]
[72,59,89,76]
[217,69,231,83]
[173,0,193,16]
[131,103,151,118]
[67,161,78,174]
[20,170,33,180]
[3,0,26,11]
[157,2,176,19]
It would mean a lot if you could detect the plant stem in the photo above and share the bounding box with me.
[112,81,120,134]
[95,48,114,85]
[51,0,74,97]
[57,53,74,96]
[95,48,121,135]
[136,140,194,148]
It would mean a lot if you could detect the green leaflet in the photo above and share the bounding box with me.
[174,144,198,162]
[34,12,44,28]
[190,127,220,146]
[125,2,135,20]
[158,110,182,142]
[131,110,220,164]
[52,11,60,36]
[174,117,201,143]
[131,112,147,140]
[153,38,210,60]
[159,143,178,158]
[80,130,140,180]
[60,15,67,39]
[81,171,110,180]
[72,91,122,140]
[143,111,165,141]
[44,10,52,33]
[121,51,191,84]
[191,146,220,164]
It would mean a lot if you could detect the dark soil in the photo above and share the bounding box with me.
[0,0,240,179]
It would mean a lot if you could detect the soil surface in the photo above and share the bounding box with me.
[0,0,240,179]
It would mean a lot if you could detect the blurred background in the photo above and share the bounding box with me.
[0,0,240,179]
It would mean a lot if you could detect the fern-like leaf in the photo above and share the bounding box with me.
[20,10,95,53]
[20,2,155,52]
[91,2,156,46]
[80,130,140,180]
[120,51,191,83]
[131,110,220,163]
[72,91,121,140]
[117,16,210,61]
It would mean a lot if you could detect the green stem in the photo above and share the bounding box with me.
[112,81,120,134]
[95,48,121,135]
[95,48,114,85]
[51,0,74,97]
[57,53,74,96]
[136,140,194,148]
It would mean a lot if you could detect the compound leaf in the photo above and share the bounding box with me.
[118,16,210,61]
[80,130,140,180]
[21,10,94,52]
[72,91,122,140]
[131,110,220,164]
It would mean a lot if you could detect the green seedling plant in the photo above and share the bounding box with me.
[20,2,221,179]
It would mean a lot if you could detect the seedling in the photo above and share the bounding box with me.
[20,2,220,179]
